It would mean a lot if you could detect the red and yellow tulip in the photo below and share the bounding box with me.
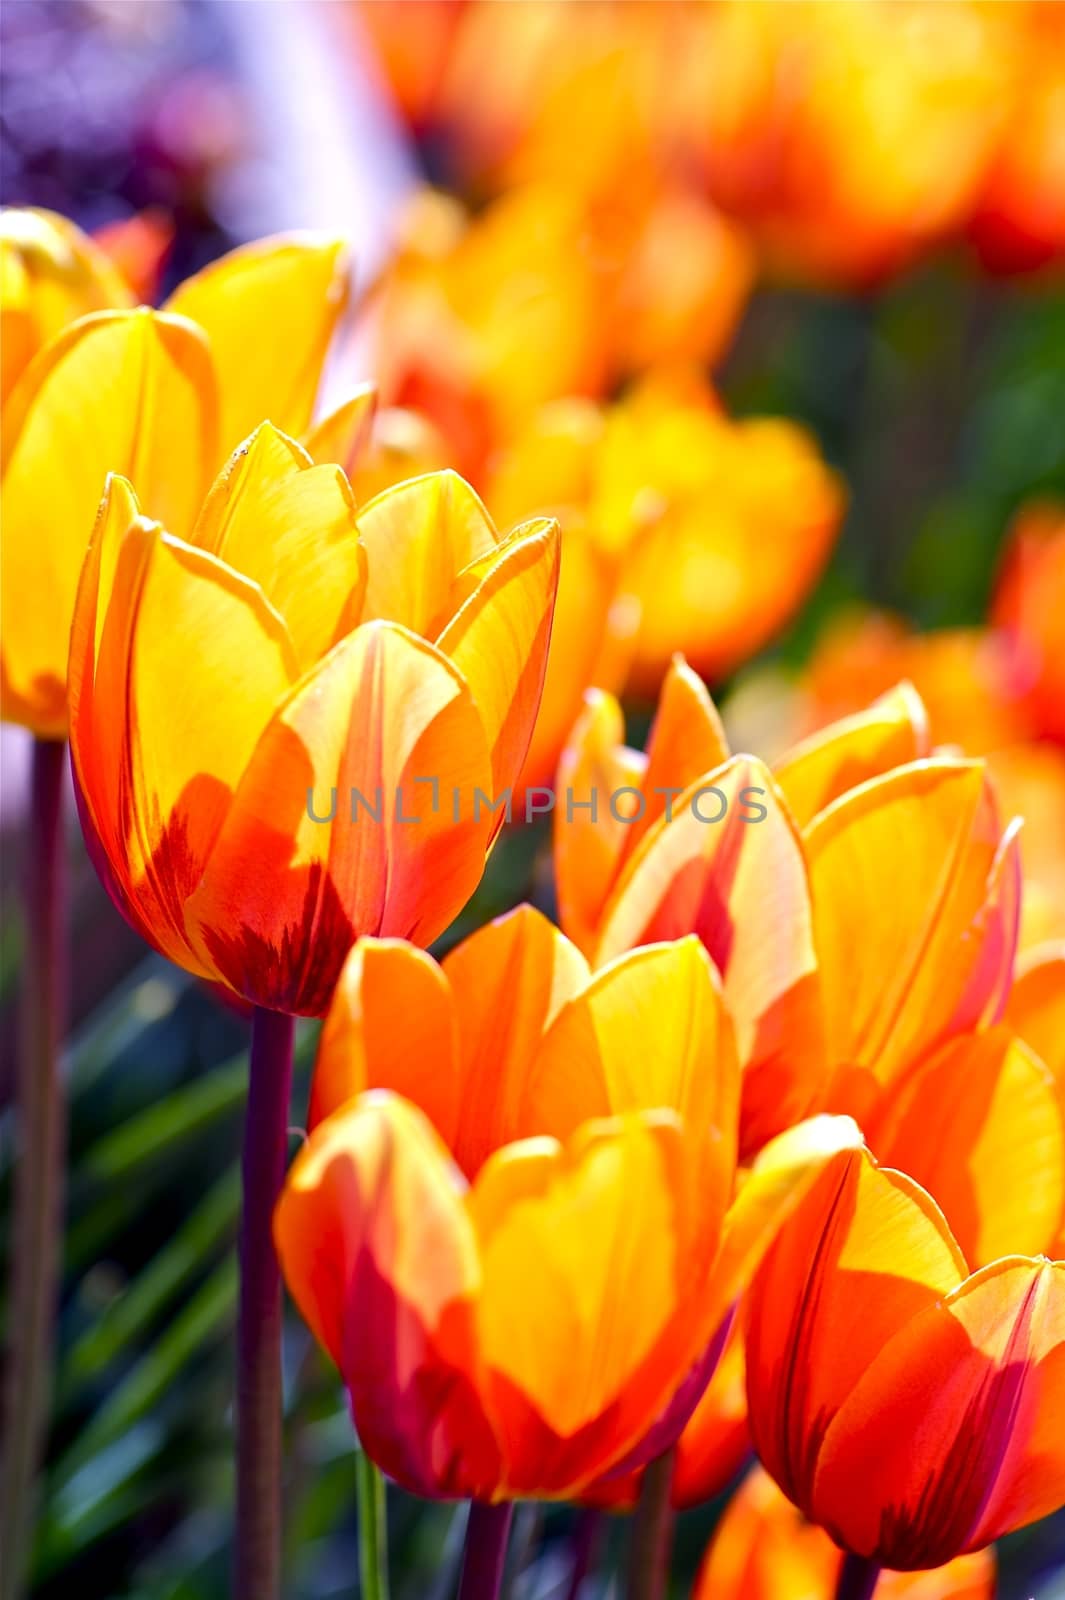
[694,1465,994,1600]
[277,904,861,1499]
[746,1144,1065,1570]
[68,449,559,1014]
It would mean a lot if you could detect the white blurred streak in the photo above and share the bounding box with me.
[216,0,418,404]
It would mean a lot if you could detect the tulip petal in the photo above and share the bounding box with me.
[1006,943,1065,1084]
[2,309,216,733]
[191,422,365,669]
[309,938,461,1133]
[554,688,647,955]
[68,475,298,979]
[303,386,378,477]
[806,760,1017,1101]
[436,517,561,795]
[188,621,495,1013]
[439,904,589,1176]
[815,1258,1065,1566]
[866,1029,1065,1267]
[165,232,349,450]
[523,937,740,1177]
[596,756,823,1154]
[631,657,731,857]
[356,470,501,636]
[746,1148,967,1515]
[274,1092,504,1500]
[672,1320,751,1510]
[773,682,931,828]
[470,1111,717,1494]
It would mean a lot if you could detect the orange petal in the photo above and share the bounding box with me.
[187,621,494,1013]
[866,1028,1065,1267]
[165,233,349,452]
[554,688,647,956]
[632,656,731,858]
[302,386,378,477]
[470,1111,719,1495]
[693,1464,994,1600]
[1005,943,1065,1087]
[806,760,1019,1103]
[773,682,931,828]
[596,756,823,1154]
[745,1147,967,1518]
[2,308,216,734]
[356,469,501,636]
[673,1319,751,1510]
[274,1092,503,1500]
[191,422,365,669]
[309,937,460,1133]
[436,517,561,797]
[68,475,297,981]
[439,904,589,1176]
[815,1259,1065,1566]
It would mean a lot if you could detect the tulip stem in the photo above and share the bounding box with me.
[235,1006,295,1600]
[566,1508,605,1600]
[626,1450,675,1600]
[1,737,67,1600]
[355,1448,390,1600]
[458,1502,514,1600]
[836,1553,881,1600]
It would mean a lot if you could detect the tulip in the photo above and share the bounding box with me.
[278,906,861,1507]
[92,209,175,303]
[991,499,1065,747]
[0,206,132,405]
[694,1465,994,1600]
[70,451,559,1014]
[2,233,350,737]
[489,373,845,709]
[1005,942,1065,1085]
[746,1144,1065,1573]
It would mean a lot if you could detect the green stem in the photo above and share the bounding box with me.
[355,1448,390,1600]
[1,737,67,1600]
[626,1451,676,1600]
[234,1007,295,1600]
[836,1552,882,1600]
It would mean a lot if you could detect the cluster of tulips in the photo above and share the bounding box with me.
[1,117,1064,1600]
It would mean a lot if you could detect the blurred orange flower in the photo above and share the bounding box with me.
[69,453,559,1014]
[1,206,132,406]
[694,1465,994,1600]
[693,0,1010,288]
[277,904,860,1499]
[489,374,843,787]
[746,1145,1065,1570]
[1,234,350,736]
[92,209,175,304]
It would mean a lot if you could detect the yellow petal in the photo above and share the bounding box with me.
[436,517,561,796]
[165,232,349,452]
[773,681,931,828]
[867,1029,1065,1267]
[191,422,365,670]
[68,476,297,978]
[302,386,378,477]
[2,308,217,733]
[356,469,502,636]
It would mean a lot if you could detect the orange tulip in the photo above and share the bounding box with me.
[1,233,350,736]
[92,209,175,304]
[991,499,1065,747]
[492,373,844,696]
[694,1465,994,1600]
[0,206,132,406]
[746,1145,1065,1570]
[68,449,559,1014]
[277,904,861,1498]
[1005,943,1065,1086]
[694,0,1009,289]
